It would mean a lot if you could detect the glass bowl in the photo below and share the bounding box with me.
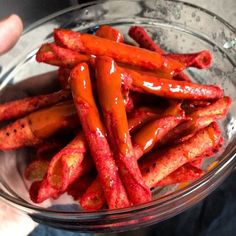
[0,0,236,233]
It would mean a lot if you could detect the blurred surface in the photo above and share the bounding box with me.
[0,0,235,27]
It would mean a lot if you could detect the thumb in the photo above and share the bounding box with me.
[0,14,23,55]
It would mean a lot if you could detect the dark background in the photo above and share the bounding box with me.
[0,0,235,235]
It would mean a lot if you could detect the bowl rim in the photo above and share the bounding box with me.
[1,0,236,218]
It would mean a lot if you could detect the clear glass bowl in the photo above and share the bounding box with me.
[0,0,236,233]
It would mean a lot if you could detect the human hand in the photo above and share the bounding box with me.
[0,14,37,236]
[0,14,23,55]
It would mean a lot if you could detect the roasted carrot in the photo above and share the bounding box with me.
[29,179,60,203]
[132,116,184,155]
[160,97,232,145]
[79,105,185,210]
[156,163,204,186]
[67,174,95,201]
[127,106,164,133]
[95,25,124,43]
[35,138,67,159]
[140,122,222,188]
[128,25,192,81]
[80,176,105,210]
[70,62,130,209]
[36,43,90,67]
[46,132,87,191]
[128,26,165,54]
[54,28,184,71]
[0,89,70,122]
[30,155,95,203]
[0,101,78,150]
[96,56,151,205]
[189,96,232,119]
[25,159,50,181]
[166,50,212,69]
[57,67,70,89]
[121,66,223,100]
[128,26,212,69]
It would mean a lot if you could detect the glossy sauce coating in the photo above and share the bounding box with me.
[54,29,170,70]
[96,56,151,205]
[70,62,130,209]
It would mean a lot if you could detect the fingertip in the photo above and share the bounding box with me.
[0,14,24,55]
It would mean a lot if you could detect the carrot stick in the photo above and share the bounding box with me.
[79,106,185,210]
[128,26,165,54]
[95,56,151,205]
[35,138,67,159]
[67,174,95,201]
[128,25,192,81]
[54,28,184,71]
[127,106,164,133]
[155,163,204,186]
[57,67,70,89]
[132,116,184,155]
[29,179,60,203]
[0,89,70,122]
[80,176,105,210]
[189,96,232,119]
[166,50,212,69]
[121,66,223,100]
[0,101,78,150]
[46,132,88,191]
[95,25,124,43]
[70,62,130,209]
[29,154,95,204]
[36,43,90,67]
[140,122,222,188]
[25,159,50,181]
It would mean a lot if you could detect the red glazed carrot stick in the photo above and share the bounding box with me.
[79,106,184,210]
[155,163,204,186]
[80,162,204,210]
[95,56,151,205]
[0,101,78,150]
[128,26,212,69]
[70,62,130,209]
[166,50,212,69]
[80,176,105,210]
[25,159,50,181]
[95,25,124,43]
[189,96,232,119]
[128,26,165,54]
[35,138,67,159]
[58,67,70,89]
[128,26,192,81]
[173,71,192,82]
[36,42,173,80]
[161,116,216,146]
[140,122,222,188]
[36,43,90,67]
[127,106,164,133]
[95,25,134,113]
[46,132,88,191]
[121,66,223,100]
[30,155,95,203]
[54,28,185,71]
[34,106,160,203]
[160,97,231,146]
[0,89,71,122]
[30,179,60,203]
[67,174,95,201]
[132,116,184,155]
